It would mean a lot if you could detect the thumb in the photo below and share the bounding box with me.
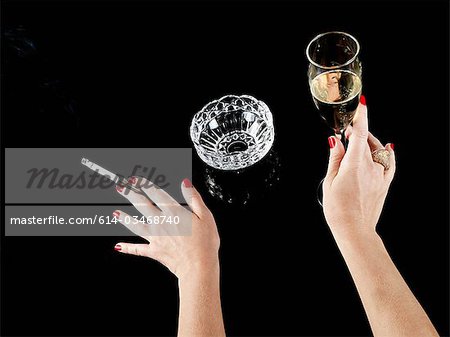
[324,136,345,185]
[346,98,369,161]
[181,178,211,218]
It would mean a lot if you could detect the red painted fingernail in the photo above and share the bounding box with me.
[183,178,192,188]
[112,211,120,219]
[390,143,395,150]
[328,136,336,149]
[116,184,124,193]
[114,244,122,251]
[360,95,366,105]
[128,176,137,185]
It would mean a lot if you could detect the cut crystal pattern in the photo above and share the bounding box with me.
[190,95,275,170]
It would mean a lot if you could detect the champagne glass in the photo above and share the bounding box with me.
[306,31,362,148]
[306,32,362,206]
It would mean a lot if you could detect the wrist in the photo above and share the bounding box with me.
[177,257,220,283]
[331,225,383,252]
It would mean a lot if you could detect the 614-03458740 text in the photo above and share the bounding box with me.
[8,215,180,226]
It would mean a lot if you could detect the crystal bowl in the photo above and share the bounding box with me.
[190,95,275,170]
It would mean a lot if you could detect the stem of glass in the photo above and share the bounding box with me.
[337,128,348,149]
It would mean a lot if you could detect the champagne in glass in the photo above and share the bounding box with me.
[307,32,362,146]
[306,31,362,206]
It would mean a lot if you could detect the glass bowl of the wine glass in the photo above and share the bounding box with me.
[190,95,275,171]
[306,31,362,106]
[307,32,362,149]
[306,31,360,70]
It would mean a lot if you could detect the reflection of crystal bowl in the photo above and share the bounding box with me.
[190,95,275,170]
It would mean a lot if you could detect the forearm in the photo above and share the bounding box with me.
[332,229,438,337]
[177,262,225,337]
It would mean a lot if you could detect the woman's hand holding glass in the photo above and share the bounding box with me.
[322,97,438,337]
[323,96,395,241]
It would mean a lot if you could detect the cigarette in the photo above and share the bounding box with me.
[81,158,144,194]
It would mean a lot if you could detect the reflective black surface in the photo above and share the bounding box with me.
[201,148,281,205]
[2,1,449,336]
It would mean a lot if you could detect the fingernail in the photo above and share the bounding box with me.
[390,143,395,150]
[112,211,120,219]
[116,184,124,193]
[183,178,192,188]
[114,244,122,251]
[328,136,336,149]
[128,176,137,185]
[360,94,366,106]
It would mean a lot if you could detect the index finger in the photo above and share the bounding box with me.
[346,97,369,161]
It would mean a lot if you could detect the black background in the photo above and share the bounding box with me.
[2,1,449,336]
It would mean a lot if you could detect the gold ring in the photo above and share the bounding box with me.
[371,149,390,170]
